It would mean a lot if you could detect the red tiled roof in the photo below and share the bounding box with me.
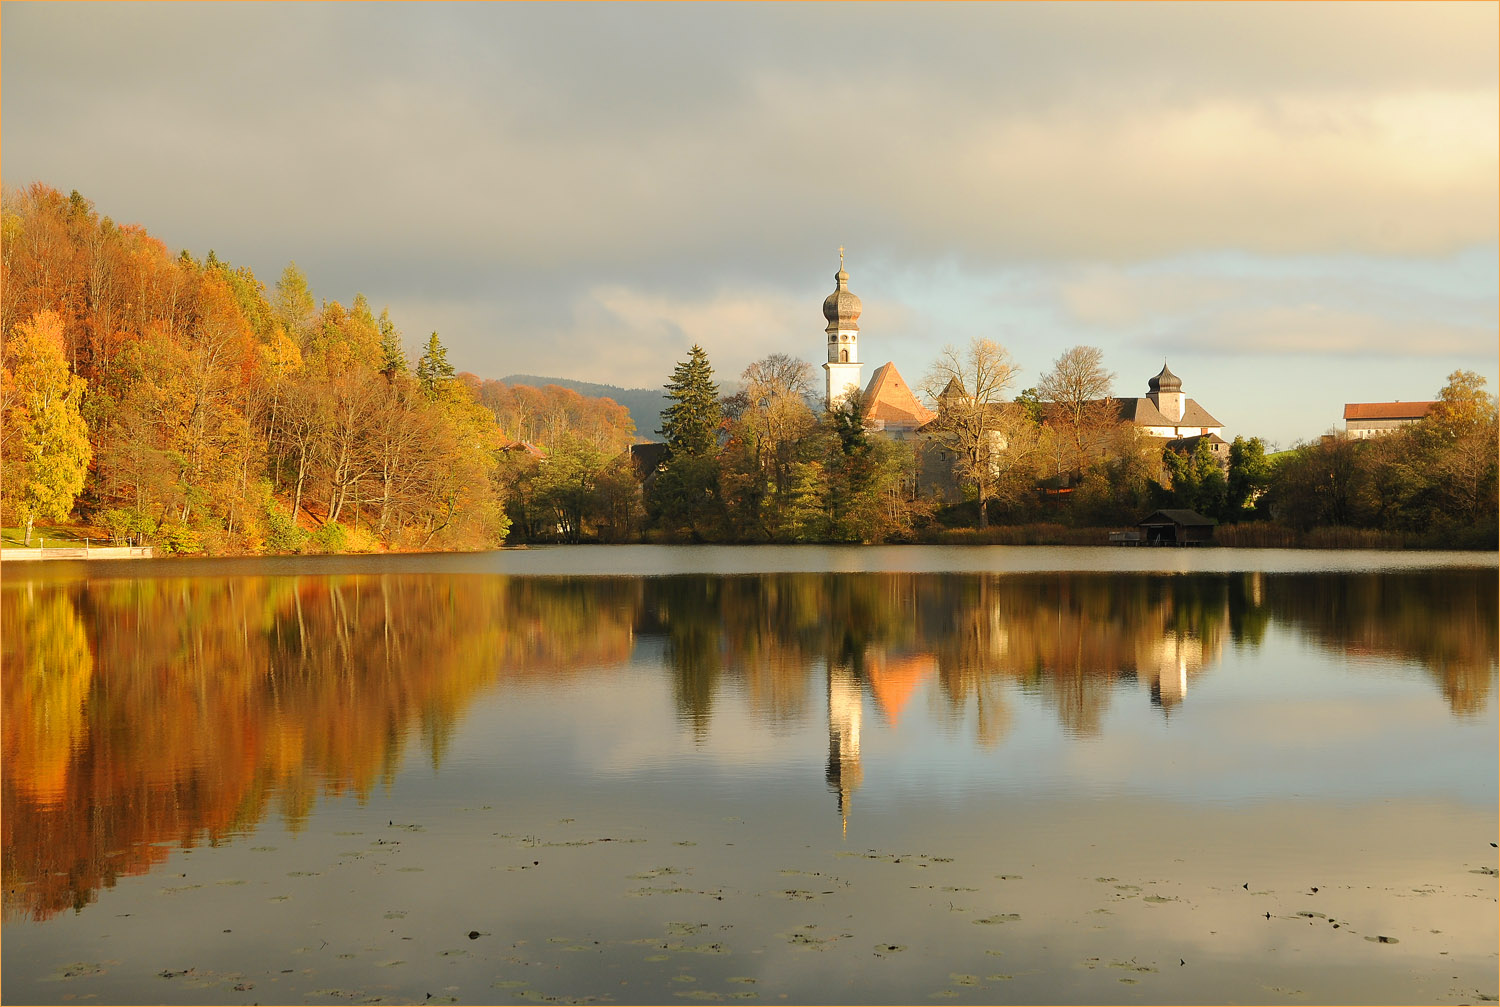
[862,361,935,426]
[1343,401,1436,421]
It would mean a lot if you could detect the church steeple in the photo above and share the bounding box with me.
[822,249,864,409]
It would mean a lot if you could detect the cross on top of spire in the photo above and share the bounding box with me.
[839,245,845,270]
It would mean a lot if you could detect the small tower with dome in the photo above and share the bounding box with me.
[822,248,863,410]
[1146,362,1185,422]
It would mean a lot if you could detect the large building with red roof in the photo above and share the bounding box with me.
[1343,401,1435,439]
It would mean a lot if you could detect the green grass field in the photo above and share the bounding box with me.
[1,525,101,548]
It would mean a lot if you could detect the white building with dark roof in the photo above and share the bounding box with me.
[1117,364,1223,440]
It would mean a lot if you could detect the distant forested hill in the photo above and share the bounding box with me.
[501,374,667,442]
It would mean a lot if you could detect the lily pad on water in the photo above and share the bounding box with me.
[974,914,1021,925]
[1365,935,1400,944]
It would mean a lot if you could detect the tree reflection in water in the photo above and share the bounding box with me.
[2,567,1492,922]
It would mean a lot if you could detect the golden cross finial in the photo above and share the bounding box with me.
[838,245,845,270]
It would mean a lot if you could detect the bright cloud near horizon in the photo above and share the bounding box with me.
[4,2,1495,446]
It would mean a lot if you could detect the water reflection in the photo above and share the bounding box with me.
[2,568,1493,922]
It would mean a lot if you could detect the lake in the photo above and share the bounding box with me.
[2,546,1496,1004]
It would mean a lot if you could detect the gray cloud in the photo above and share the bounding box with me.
[2,2,1495,444]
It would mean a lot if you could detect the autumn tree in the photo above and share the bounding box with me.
[274,262,316,350]
[920,339,1021,529]
[1037,345,1117,473]
[2,311,92,543]
[720,353,820,538]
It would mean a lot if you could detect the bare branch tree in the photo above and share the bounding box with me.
[920,339,1020,529]
[1037,345,1116,472]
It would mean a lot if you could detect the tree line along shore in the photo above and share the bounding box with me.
[4,184,1496,555]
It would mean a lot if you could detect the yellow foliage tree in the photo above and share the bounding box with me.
[2,310,91,544]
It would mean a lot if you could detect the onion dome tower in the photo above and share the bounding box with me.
[823,247,864,410]
[1147,361,1185,421]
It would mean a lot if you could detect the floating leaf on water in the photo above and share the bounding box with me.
[1094,877,1117,883]
[492,980,526,988]
[384,911,407,920]
[287,871,320,877]
[950,974,979,986]
[986,974,1012,981]
[874,944,905,953]
[377,961,405,968]
[974,915,1021,925]
[1365,935,1400,944]
[1143,895,1177,904]
[667,922,707,935]
[995,875,1023,881]
[396,867,424,873]
[727,977,757,984]
[216,879,248,886]
[251,846,277,852]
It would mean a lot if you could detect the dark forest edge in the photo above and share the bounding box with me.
[4,184,1496,556]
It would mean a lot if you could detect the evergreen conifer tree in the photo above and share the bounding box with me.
[658,344,721,457]
[416,332,455,396]
[378,309,408,378]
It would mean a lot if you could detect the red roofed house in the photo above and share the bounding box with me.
[1343,401,1435,439]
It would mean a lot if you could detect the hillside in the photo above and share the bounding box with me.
[501,374,668,442]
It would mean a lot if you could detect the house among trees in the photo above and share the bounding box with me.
[1165,431,1230,468]
[1343,401,1436,439]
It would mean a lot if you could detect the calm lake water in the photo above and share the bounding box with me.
[3,546,1496,1005]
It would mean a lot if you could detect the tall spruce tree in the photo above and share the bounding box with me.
[658,344,721,457]
[415,332,455,396]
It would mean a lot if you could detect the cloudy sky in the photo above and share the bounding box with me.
[4,2,1496,446]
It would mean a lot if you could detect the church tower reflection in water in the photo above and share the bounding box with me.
[825,664,863,836]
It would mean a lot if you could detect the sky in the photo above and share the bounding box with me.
[3,1,1496,447]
